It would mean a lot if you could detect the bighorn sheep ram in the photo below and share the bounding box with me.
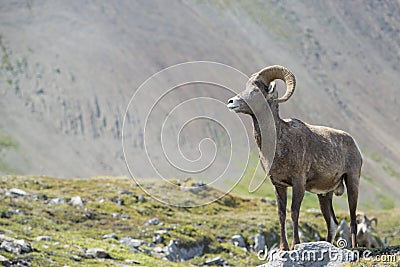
[357,213,382,248]
[227,65,362,250]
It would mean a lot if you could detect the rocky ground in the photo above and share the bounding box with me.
[0,176,399,266]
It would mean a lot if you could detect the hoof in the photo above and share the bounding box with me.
[278,244,290,251]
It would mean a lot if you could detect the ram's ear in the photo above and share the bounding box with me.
[268,81,276,94]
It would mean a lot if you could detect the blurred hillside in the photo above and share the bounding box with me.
[0,0,399,210]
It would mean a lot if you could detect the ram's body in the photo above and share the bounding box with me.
[227,65,362,250]
[264,119,362,195]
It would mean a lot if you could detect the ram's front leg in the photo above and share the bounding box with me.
[291,178,305,249]
[275,186,289,250]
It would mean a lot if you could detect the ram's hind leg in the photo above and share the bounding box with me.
[318,191,338,243]
[345,172,360,248]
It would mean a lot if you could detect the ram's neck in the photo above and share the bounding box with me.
[251,101,284,151]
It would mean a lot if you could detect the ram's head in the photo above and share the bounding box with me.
[227,65,296,115]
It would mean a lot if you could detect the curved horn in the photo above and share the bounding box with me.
[370,217,378,227]
[257,65,296,103]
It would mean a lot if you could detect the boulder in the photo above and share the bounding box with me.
[0,255,9,264]
[119,237,147,249]
[10,188,27,196]
[205,256,229,266]
[137,195,145,202]
[3,258,31,267]
[70,196,83,206]
[258,241,356,267]
[152,234,163,244]
[36,236,52,241]
[254,234,266,253]
[85,248,110,259]
[147,218,159,225]
[103,233,118,240]
[0,235,32,254]
[49,198,66,204]
[164,240,204,261]
[116,197,124,206]
[232,234,246,248]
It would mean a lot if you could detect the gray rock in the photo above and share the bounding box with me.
[5,258,31,267]
[71,255,81,261]
[10,188,27,196]
[121,214,131,220]
[36,194,48,201]
[137,195,145,202]
[9,209,27,215]
[116,197,124,206]
[232,234,246,248]
[0,236,32,254]
[49,198,66,204]
[153,246,164,254]
[165,240,181,261]
[0,255,9,263]
[254,234,266,253]
[119,237,146,249]
[85,248,110,259]
[205,256,228,266]
[1,210,12,219]
[314,233,321,241]
[70,196,83,206]
[125,259,141,264]
[165,240,204,261]
[119,189,132,195]
[152,234,163,244]
[155,229,170,236]
[147,218,159,225]
[84,212,96,220]
[258,241,356,267]
[103,233,118,240]
[36,236,52,241]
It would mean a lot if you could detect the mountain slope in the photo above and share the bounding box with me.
[0,0,399,209]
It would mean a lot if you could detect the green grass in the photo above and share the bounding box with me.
[0,175,399,266]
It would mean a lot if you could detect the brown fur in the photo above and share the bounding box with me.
[227,66,362,249]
